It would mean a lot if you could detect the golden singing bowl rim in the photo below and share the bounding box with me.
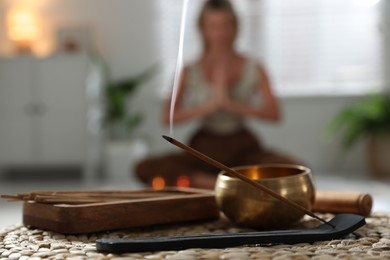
[215,164,315,229]
[218,163,311,182]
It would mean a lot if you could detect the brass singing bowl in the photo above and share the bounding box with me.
[214,164,315,229]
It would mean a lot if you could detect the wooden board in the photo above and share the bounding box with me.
[23,188,220,234]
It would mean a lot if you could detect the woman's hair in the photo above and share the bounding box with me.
[197,0,238,31]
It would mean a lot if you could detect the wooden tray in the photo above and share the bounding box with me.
[22,188,220,234]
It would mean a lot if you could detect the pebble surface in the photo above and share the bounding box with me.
[0,213,389,259]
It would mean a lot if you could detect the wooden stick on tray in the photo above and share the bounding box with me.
[0,190,182,204]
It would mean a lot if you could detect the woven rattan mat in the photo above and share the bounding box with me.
[1,213,390,259]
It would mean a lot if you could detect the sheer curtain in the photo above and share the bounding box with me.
[156,0,383,97]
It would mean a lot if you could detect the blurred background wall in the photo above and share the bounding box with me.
[0,0,388,181]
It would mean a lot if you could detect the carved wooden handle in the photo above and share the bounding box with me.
[313,191,373,217]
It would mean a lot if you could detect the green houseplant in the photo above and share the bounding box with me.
[328,93,390,178]
[105,65,156,140]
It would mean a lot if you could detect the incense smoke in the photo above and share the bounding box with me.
[169,0,190,137]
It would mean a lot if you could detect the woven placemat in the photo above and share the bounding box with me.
[1,213,390,259]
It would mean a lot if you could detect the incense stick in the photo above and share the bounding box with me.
[162,135,334,228]
[0,191,183,204]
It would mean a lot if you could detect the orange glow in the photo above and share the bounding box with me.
[176,175,190,188]
[151,176,166,190]
[33,40,54,57]
[7,7,40,42]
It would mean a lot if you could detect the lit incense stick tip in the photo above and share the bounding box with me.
[162,135,173,143]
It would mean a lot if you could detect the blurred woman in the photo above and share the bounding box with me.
[135,0,300,189]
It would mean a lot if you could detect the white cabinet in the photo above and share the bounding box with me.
[0,54,105,179]
[0,58,34,165]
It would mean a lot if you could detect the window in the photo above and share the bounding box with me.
[156,0,382,97]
